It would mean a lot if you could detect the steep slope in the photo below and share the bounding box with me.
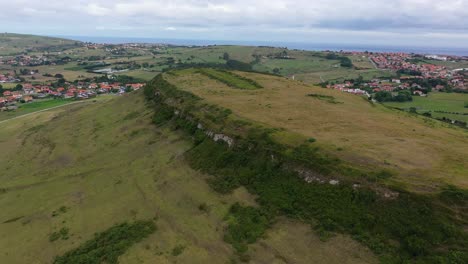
[0,92,377,263]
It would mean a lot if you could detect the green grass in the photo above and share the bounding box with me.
[54,221,156,264]
[198,68,262,89]
[166,70,468,190]
[145,73,468,263]
[0,99,76,121]
[384,92,468,123]
[0,91,376,264]
[1,83,19,89]
[0,33,79,55]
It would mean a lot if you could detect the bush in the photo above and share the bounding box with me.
[171,245,185,256]
[53,221,156,264]
[49,227,69,242]
[224,203,272,253]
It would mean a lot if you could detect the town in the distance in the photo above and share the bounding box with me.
[1,34,467,128]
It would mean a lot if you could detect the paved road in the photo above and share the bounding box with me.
[0,101,85,125]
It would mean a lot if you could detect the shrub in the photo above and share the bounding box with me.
[49,227,69,242]
[224,203,272,254]
[53,221,156,264]
[171,245,185,256]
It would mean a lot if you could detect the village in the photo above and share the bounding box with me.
[325,51,468,100]
[0,80,145,111]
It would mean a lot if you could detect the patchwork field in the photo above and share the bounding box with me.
[0,91,377,263]
[166,69,468,191]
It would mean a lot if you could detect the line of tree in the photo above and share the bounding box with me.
[374,90,413,102]
[325,53,353,68]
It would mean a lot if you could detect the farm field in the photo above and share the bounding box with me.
[0,91,377,264]
[166,69,468,191]
[0,98,75,121]
[0,95,115,122]
[384,92,468,123]
[415,58,468,70]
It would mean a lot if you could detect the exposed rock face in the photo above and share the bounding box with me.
[213,133,234,147]
[329,180,340,185]
[294,166,399,199]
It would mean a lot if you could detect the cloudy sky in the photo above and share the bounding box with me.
[1,0,468,47]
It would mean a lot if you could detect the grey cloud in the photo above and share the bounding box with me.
[1,0,468,45]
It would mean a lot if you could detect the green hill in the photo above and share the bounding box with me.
[144,69,468,263]
[1,67,467,263]
[0,92,376,263]
[0,33,80,55]
[165,68,468,192]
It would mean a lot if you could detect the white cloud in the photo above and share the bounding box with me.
[0,0,468,46]
[86,3,111,16]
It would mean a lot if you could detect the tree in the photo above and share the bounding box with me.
[223,52,230,61]
[394,90,413,102]
[374,91,393,102]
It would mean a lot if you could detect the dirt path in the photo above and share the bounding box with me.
[0,101,86,125]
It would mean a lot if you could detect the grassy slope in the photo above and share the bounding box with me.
[0,91,376,264]
[0,33,79,55]
[166,70,468,191]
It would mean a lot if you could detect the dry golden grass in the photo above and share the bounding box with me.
[0,92,377,263]
[166,70,468,191]
[249,218,377,264]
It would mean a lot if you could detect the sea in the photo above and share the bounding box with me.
[59,35,468,57]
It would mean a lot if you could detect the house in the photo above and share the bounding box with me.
[435,85,445,91]
[130,83,145,90]
[2,90,12,96]
[22,95,33,103]
[63,92,75,99]
[413,90,425,96]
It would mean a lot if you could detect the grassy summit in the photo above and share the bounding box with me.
[165,68,468,192]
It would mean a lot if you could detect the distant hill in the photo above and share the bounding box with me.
[0,33,80,55]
